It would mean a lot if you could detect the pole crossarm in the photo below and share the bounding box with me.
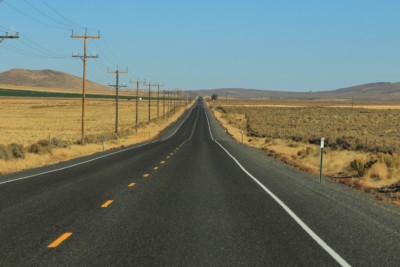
[0,32,19,43]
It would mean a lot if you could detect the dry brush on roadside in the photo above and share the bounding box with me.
[211,103,400,204]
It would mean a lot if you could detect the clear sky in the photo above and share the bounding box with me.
[1,0,400,92]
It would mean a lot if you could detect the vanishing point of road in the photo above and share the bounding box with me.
[1,98,400,266]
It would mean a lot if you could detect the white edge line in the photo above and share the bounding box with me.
[203,105,351,267]
[0,105,195,186]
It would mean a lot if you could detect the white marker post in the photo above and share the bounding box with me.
[241,130,244,144]
[320,138,324,183]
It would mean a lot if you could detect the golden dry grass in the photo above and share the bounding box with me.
[0,98,180,145]
[0,97,193,175]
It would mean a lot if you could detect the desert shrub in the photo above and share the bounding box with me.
[355,143,367,151]
[349,157,378,177]
[28,143,43,154]
[308,138,321,145]
[350,159,366,176]
[29,141,51,154]
[0,144,12,160]
[37,139,51,147]
[10,143,25,159]
[297,147,314,158]
[291,136,302,142]
[335,137,352,150]
[51,137,71,148]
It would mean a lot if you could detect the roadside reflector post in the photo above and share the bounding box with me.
[241,130,244,144]
[319,138,324,183]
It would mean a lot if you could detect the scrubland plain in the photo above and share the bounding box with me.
[210,98,400,204]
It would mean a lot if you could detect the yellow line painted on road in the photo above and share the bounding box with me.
[160,161,165,164]
[101,200,113,208]
[143,173,150,178]
[166,156,170,159]
[128,182,136,187]
[153,166,159,170]
[170,152,174,155]
[48,232,73,248]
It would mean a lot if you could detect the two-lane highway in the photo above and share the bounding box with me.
[1,98,400,266]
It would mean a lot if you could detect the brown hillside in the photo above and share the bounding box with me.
[0,69,111,92]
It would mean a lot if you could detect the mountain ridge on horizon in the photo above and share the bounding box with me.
[195,81,400,100]
[1,69,400,100]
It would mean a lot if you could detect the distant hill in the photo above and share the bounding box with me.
[196,82,400,100]
[0,69,111,92]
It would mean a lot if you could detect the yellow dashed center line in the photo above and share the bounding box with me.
[153,166,159,170]
[48,232,73,248]
[128,182,136,187]
[101,200,113,208]
[170,152,174,155]
[166,156,170,159]
[160,161,165,164]
[143,173,150,178]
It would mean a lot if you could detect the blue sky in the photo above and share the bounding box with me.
[1,0,400,92]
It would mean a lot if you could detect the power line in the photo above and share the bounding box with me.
[100,34,125,67]
[41,0,86,30]
[18,36,66,58]
[4,0,69,31]
[23,0,74,30]
[0,42,64,59]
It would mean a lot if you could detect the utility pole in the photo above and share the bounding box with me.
[108,67,128,135]
[154,83,164,119]
[173,90,177,113]
[163,88,166,117]
[71,30,100,145]
[167,90,171,115]
[143,82,157,124]
[130,79,145,132]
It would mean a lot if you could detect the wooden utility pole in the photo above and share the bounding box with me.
[154,83,164,119]
[143,82,157,124]
[168,90,171,115]
[71,30,100,145]
[173,90,176,113]
[108,67,128,135]
[130,79,145,132]
[163,88,166,117]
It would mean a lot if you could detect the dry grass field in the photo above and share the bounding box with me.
[0,96,191,175]
[0,97,181,145]
[209,98,400,204]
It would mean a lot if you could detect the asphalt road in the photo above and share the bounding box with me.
[1,98,400,266]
